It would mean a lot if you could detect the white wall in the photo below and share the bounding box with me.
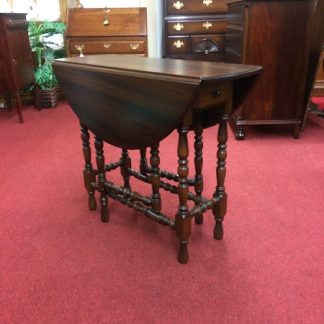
[67,0,163,58]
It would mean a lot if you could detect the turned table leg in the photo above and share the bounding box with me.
[194,121,204,224]
[213,117,228,240]
[80,124,97,211]
[120,149,131,189]
[94,136,109,222]
[140,148,148,175]
[150,143,161,213]
[175,126,191,264]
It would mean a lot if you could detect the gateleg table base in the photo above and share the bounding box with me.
[80,117,229,264]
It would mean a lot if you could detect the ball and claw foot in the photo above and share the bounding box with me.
[101,205,109,223]
[177,242,189,264]
[214,222,223,240]
[195,214,203,224]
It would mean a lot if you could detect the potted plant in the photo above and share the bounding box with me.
[28,20,66,108]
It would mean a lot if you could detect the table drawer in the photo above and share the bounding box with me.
[68,40,146,55]
[167,0,227,15]
[192,35,224,54]
[194,82,232,109]
[167,36,191,53]
[167,20,227,35]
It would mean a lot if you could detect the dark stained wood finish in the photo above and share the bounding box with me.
[66,8,147,57]
[0,13,34,123]
[313,47,324,97]
[163,0,228,62]
[53,55,261,263]
[225,0,324,139]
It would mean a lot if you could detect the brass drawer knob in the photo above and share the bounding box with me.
[75,44,84,57]
[130,43,140,50]
[173,23,184,31]
[203,0,213,6]
[173,1,184,10]
[173,40,184,48]
[103,44,111,49]
[202,22,212,30]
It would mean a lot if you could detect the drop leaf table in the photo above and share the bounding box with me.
[53,55,261,263]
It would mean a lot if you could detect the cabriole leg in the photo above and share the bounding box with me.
[194,121,204,224]
[175,127,191,264]
[80,124,97,211]
[94,137,109,222]
[213,117,228,240]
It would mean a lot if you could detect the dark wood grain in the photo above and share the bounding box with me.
[54,55,261,149]
[225,0,324,138]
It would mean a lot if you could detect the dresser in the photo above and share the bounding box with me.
[0,13,34,123]
[225,0,322,139]
[66,8,148,57]
[163,0,228,62]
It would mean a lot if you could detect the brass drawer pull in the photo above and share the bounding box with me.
[173,1,184,10]
[202,22,212,30]
[130,43,140,50]
[173,40,184,48]
[173,23,184,31]
[75,44,84,57]
[103,44,111,49]
[203,0,213,6]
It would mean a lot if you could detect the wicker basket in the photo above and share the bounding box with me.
[35,86,58,109]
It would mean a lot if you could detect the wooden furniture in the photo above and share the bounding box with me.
[225,0,324,139]
[312,44,324,97]
[0,13,34,123]
[65,8,148,57]
[53,55,261,263]
[162,0,228,62]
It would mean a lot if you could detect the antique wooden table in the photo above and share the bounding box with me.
[53,55,261,263]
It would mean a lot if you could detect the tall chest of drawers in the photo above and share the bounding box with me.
[225,0,322,139]
[66,8,148,57]
[0,13,34,123]
[163,0,228,62]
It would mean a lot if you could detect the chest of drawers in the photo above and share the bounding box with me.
[225,0,323,139]
[66,8,148,57]
[163,0,228,62]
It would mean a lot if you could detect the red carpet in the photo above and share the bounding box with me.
[0,102,323,323]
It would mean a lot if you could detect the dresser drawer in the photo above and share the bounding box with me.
[167,0,227,15]
[68,39,147,55]
[167,36,191,53]
[192,35,224,54]
[67,8,147,37]
[167,20,227,35]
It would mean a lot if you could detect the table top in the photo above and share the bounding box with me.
[53,55,261,149]
[54,55,261,83]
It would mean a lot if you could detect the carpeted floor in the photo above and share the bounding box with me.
[0,101,323,323]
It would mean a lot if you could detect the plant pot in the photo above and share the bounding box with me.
[35,86,58,109]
